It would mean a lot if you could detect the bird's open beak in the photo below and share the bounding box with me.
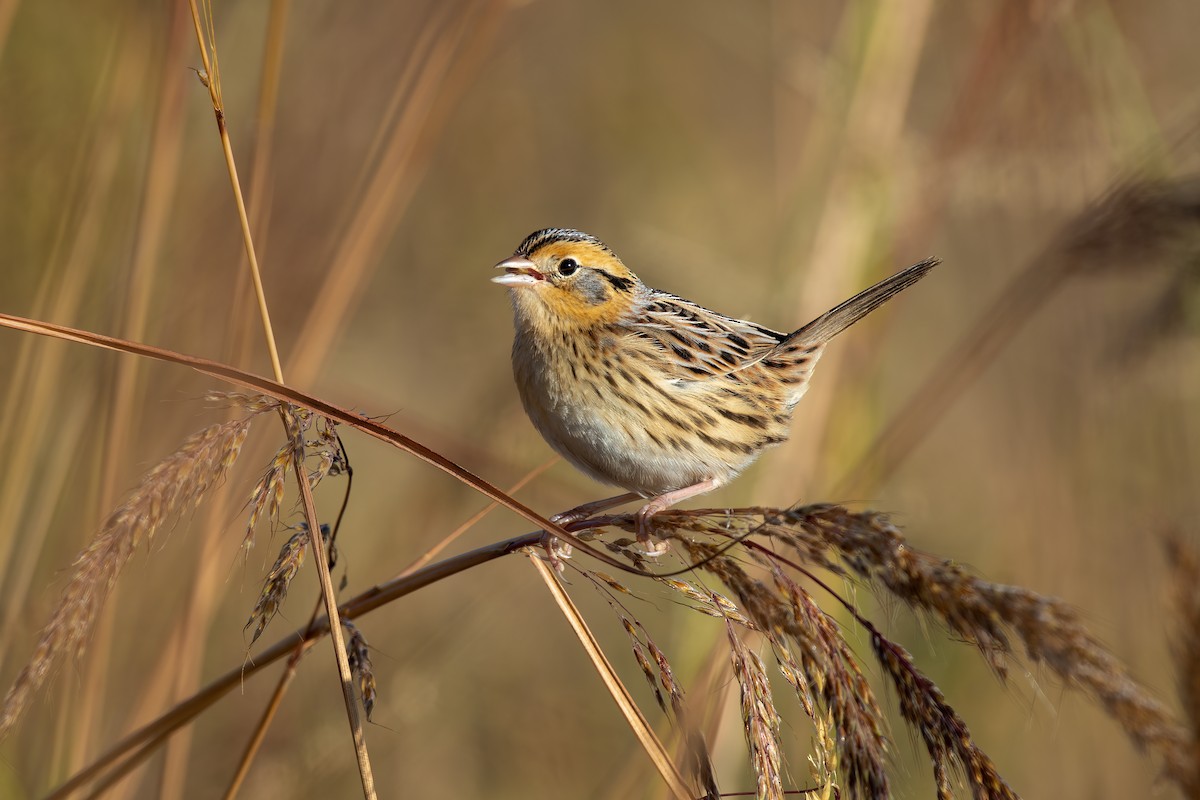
[491,257,544,286]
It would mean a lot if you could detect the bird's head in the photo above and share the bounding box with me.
[492,229,643,331]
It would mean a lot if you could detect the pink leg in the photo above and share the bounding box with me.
[635,478,722,555]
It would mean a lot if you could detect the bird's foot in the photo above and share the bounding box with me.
[634,512,671,558]
[537,529,573,573]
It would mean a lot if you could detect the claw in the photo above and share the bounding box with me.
[635,511,671,557]
[634,537,671,558]
[538,531,572,573]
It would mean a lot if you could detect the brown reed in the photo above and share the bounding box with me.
[594,584,718,800]
[0,413,263,740]
[764,505,1194,783]
[870,628,1016,799]
[690,542,888,799]
[569,504,1200,798]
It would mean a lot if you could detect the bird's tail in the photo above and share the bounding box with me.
[784,257,940,348]
[761,257,939,408]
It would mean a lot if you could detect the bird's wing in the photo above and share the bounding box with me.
[623,291,786,380]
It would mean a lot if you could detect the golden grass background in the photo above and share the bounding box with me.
[1,0,1199,797]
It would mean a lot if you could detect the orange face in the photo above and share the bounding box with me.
[492,234,642,331]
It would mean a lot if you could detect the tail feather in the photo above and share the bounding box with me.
[786,257,940,348]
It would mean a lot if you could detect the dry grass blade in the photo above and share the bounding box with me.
[47,531,546,799]
[0,312,648,575]
[0,415,259,739]
[528,555,693,800]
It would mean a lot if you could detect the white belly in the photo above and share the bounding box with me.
[512,341,745,496]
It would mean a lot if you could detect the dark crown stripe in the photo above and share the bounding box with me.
[515,228,612,257]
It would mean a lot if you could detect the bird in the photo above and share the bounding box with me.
[492,228,938,555]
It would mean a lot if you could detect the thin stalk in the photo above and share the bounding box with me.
[186,3,371,793]
[221,643,311,799]
[529,557,693,800]
[0,310,656,575]
[289,427,375,798]
[45,531,542,799]
[186,0,284,384]
[224,456,556,796]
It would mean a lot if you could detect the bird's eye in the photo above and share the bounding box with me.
[558,258,579,276]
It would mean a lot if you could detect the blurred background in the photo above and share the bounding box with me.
[1,0,1199,797]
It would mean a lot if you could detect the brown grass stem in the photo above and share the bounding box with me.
[45,530,543,799]
[221,641,311,800]
[0,312,653,576]
[186,0,284,384]
[225,454,555,794]
[289,419,375,798]
[529,556,694,800]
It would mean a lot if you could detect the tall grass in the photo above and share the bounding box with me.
[1,1,1199,798]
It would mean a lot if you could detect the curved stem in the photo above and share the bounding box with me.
[45,531,541,799]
